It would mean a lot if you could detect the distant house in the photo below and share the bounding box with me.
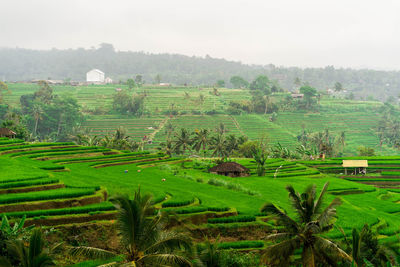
[0,128,16,138]
[105,77,113,84]
[209,162,250,177]
[291,93,304,99]
[342,160,368,175]
[159,83,171,87]
[86,69,105,83]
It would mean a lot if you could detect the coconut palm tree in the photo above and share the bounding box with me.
[164,121,176,139]
[198,235,221,267]
[209,134,228,159]
[261,182,351,266]
[158,138,174,157]
[174,128,192,155]
[0,228,55,267]
[342,224,398,267]
[251,142,268,176]
[215,123,227,135]
[70,188,194,266]
[192,129,210,156]
[32,104,44,136]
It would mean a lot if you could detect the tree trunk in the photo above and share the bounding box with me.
[34,118,39,135]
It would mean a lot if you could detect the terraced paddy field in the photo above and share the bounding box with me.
[4,82,399,155]
[0,138,399,259]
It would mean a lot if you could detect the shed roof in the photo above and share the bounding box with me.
[209,162,249,173]
[342,160,368,168]
[0,128,16,136]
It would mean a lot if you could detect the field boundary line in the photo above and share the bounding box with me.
[230,115,245,136]
[149,117,170,141]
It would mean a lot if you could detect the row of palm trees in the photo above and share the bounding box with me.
[72,127,141,151]
[1,182,396,266]
[160,123,248,157]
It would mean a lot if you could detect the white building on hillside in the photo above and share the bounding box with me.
[86,69,105,83]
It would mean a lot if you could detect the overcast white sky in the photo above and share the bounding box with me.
[1,0,400,69]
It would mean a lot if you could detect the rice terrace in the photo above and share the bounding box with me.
[0,79,400,266]
[2,1,400,265]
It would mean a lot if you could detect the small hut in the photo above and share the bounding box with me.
[0,128,16,138]
[208,162,250,177]
[342,160,368,175]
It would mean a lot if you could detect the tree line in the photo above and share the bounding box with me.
[1,44,400,101]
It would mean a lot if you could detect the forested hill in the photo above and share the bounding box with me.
[1,44,400,101]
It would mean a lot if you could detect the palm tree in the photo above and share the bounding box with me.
[164,121,176,139]
[174,128,192,155]
[215,123,227,135]
[1,228,55,267]
[252,143,268,176]
[209,134,228,159]
[198,94,205,107]
[198,236,221,267]
[70,188,194,266]
[192,129,210,156]
[32,104,44,136]
[159,138,174,157]
[346,224,398,267]
[261,182,351,266]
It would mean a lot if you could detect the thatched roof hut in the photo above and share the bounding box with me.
[0,128,16,138]
[208,162,250,177]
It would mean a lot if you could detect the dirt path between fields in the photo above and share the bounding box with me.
[148,117,170,141]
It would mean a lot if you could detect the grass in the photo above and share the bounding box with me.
[0,187,96,205]
[0,141,400,244]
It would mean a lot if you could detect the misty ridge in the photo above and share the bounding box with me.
[1,43,400,101]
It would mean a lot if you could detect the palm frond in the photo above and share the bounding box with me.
[140,253,193,267]
[314,182,330,215]
[265,233,293,241]
[285,185,305,222]
[314,236,352,262]
[317,197,342,228]
[144,231,193,254]
[68,246,116,260]
[261,237,301,266]
[32,253,55,267]
[261,203,299,233]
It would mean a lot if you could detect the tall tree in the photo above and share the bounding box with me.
[249,75,271,95]
[192,128,210,156]
[127,78,136,90]
[0,81,10,103]
[32,104,43,136]
[155,74,161,84]
[251,140,268,176]
[261,182,351,266]
[230,76,249,88]
[71,188,194,266]
[334,82,343,92]
[209,133,228,158]
[173,128,192,155]
[299,85,317,109]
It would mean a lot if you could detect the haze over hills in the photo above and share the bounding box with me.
[1,44,400,101]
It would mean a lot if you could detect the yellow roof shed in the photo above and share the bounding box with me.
[342,160,368,168]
